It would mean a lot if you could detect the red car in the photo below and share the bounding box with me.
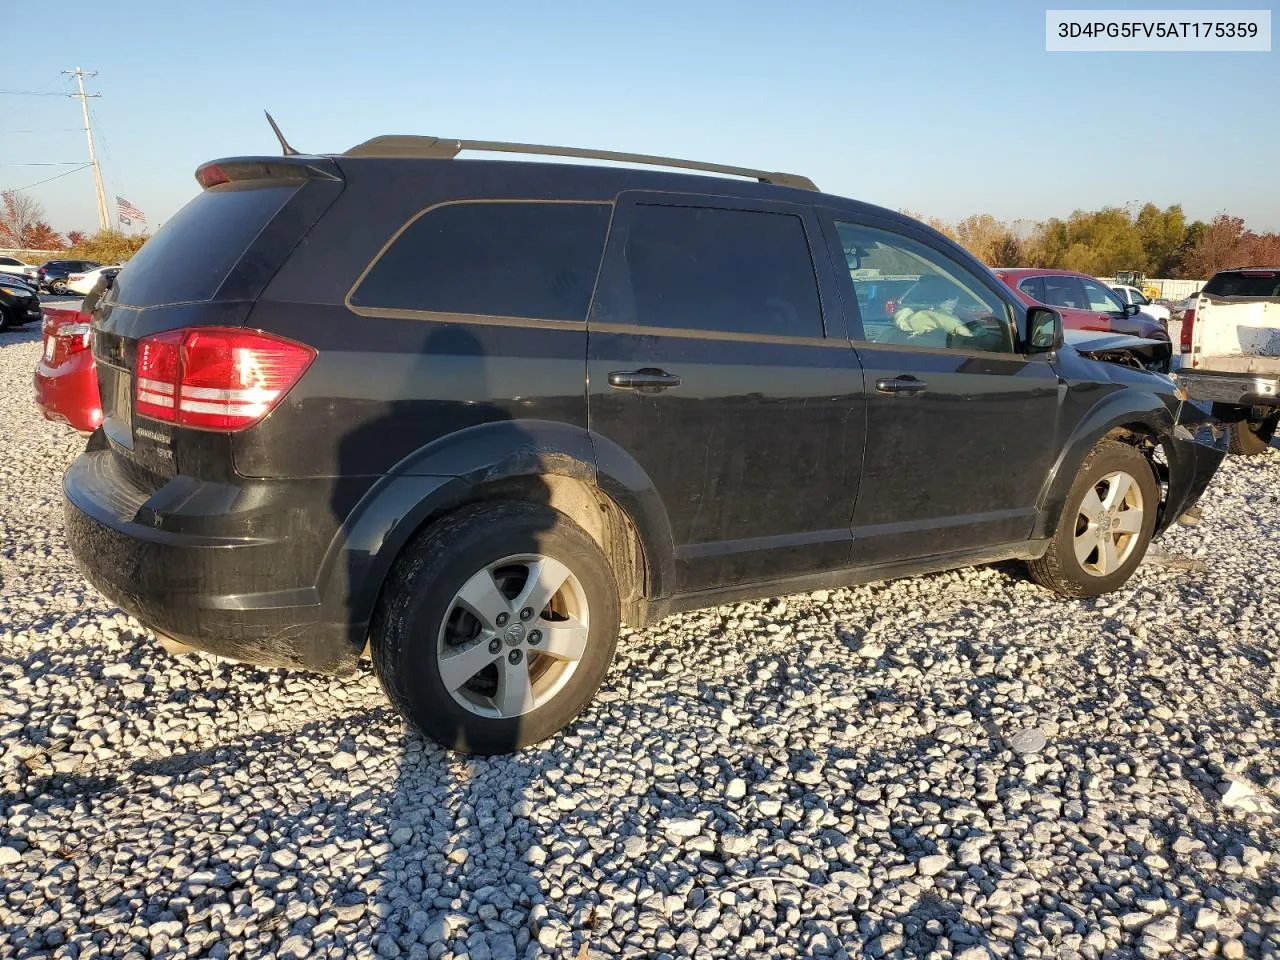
[995,267,1172,348]
[34,306,102,433]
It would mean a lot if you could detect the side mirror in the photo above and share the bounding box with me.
[1124,303,1141,317]
[1027,307,1063,353]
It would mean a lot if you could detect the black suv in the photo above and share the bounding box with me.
[38,259,101,295]
[64,136,1225,754]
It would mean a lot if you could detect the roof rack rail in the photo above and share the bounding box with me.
[341,135,818,192]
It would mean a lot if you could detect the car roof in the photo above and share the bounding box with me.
[993,267,1098,280]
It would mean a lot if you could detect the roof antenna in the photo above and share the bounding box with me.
[264,110,299,156]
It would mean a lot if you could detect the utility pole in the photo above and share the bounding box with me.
[64,67,110,232]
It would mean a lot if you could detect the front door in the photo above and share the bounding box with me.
[586,193,865,594]
[821,213,1064,564]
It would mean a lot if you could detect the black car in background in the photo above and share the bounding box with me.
[37,259,101,295]
[64,137,1226,754]
[0,271,43,330]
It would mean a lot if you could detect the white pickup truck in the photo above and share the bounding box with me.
[1177,267,1280,455]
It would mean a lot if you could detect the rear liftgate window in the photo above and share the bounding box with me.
[113,182,300,307]
[351,202,613,322]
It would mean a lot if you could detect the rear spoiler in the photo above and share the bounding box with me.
[195,156,341,189]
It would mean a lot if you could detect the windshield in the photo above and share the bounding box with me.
[1203,271,1280,298]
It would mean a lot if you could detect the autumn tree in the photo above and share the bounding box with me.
[1134,203,1187,276]
[66,230,87,246]
[65,230,150,264]
[0,191,63,249]
[1181,215,1246,277]
[952,214,1022,266]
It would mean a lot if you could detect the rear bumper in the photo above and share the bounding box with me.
[34,353,103,433]
[63,449,360,674]
[1178,369,1280,408]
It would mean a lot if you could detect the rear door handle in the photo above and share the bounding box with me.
[875,375,927,395]
[608,369,682,392]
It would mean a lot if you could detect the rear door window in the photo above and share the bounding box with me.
[612,203,824,338]
[113,182,300,307]
[351,201,612,322]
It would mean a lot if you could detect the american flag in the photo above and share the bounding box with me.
[116,196,146,226]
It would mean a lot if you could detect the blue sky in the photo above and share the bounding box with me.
[4,0,1276,236]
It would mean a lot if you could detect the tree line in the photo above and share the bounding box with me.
[906,203,1280,279]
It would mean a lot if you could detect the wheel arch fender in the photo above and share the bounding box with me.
[317,419,676,645]
[1033,388,1173,540]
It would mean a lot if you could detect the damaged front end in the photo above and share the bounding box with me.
[1064,329,1173,372]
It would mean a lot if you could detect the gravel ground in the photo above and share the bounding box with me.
[2,325,1279,960]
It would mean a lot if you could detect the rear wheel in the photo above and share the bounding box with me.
[1227,415,1277,456]
[0,305,11,332]
[1027,440,1159,598]
[372,501,620,755]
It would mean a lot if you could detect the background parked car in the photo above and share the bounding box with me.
[34,306,101,432]
[1109,283,1171,325]
[37,259,102,295]
[995,268,1171,369]
[0,272,44,331]
[0,256,40,287]
[1173,289,1202,321]
[66,264,122,296]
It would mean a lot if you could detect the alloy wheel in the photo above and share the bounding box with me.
[1073,470,1144,576]
[435,554,590,719]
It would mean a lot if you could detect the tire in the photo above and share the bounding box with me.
[1227,416,1277,456]
[1027,440,1159,598]
[0,305,11,332]
[50,279,67,295]
[371,501,620,755]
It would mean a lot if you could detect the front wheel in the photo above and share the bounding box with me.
[50,279,68,295]
[1027,440,1159,598]
[1227,415,1277,456]
[372,501,620,755]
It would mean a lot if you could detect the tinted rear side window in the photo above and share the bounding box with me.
[1042,276,1086,309]
[351,201,612,322]
[619,204,823,338]
[1018,277,1045,301]
[113,183,299,307]
[1204,271,1280,297]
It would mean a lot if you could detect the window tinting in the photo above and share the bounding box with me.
[1018,277,1045,302]
[352,202,612,322]
[1041,276,1086,310]
[1203,271,1280,298]
[836,221,1015,353]
[114,183,299,307]
[619,205,823,338]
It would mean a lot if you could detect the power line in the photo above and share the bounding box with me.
[4,164,92,192]
[0,162,87,166]
[0,89,72,96]
[5,128,83,134]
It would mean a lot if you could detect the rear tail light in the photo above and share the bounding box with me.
[135,327,315,431]
[884,299,898,316]
[1180,307,1195,354]
[42,310,93,366]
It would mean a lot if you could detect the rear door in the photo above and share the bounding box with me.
[820,212,1062,564]
[586,192,864,593]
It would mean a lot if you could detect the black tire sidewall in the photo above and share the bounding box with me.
[374,504,620,755]
[1052,444,1159,595]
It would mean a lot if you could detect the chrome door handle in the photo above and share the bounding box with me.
[608,369,682,392]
